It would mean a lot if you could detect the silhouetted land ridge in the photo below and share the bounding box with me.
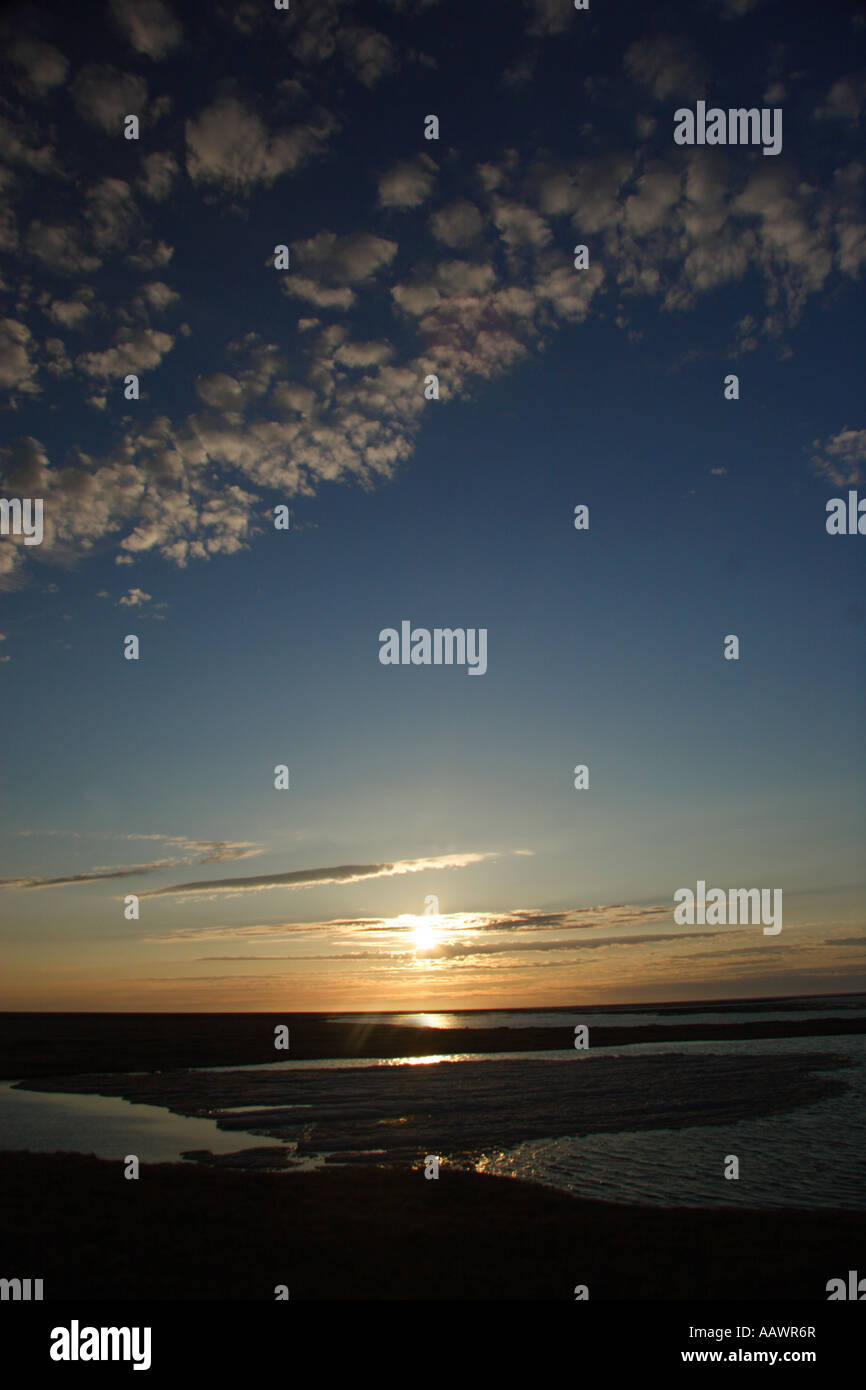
[1,1008,864,1078]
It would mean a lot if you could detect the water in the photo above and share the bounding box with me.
[3,996,864,1205]
[471,1035,866,1208]
[200,1034,866,1206]
[329,993,866,1032]
[0,1081,266,1164]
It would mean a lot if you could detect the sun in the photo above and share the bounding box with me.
[412,918,439,950]
[384,911,447,951]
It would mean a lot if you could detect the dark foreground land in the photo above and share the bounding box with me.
[2,1008,865,1078]
[1,1152,861,1300]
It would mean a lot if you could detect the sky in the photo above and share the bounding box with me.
[1,0,865,1012]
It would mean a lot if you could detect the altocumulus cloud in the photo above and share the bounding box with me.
[2,0,865,589]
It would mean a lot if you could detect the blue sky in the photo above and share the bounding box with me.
[0,0,864,1009]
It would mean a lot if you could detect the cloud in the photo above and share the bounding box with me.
[281,231,398,310]
[5,94,865,590]
[525,0,573,38]
[72,65,148,132]
[126,239,174,271]
[0,831,266,891]
[338,26,397,87]
[333,339,394,368]
[810,428,866,486]
[24,220,101,274]
[377,155,437,209]
[43,288,97,330]
[293,229,399,283]
[76,326,175,379]
[109,0,182,60]
[195,842,264,864]
[146,901,670,944]
[0,861,178,889]
[815,75,866,123]
[0,114,58,172]
[624,35,707,101]
[281,277,356,310]
[116,587,152,606]
[503,53,539,90]
[137,151,179,201]
[141,851,500,898]
[430,200,483,247]
[185,97,337,192]
[136,281,179,313]
[9,37,69,94]
[84,178,139,251]
[0,319,40,397]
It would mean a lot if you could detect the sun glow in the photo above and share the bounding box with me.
[382,911,486,960]
[384,912,445,950]
[413,919,439,949]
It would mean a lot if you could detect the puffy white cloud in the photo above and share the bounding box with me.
[137,151,179,201]
[126,239,174,270]
[25,221,100,274]
[9,37,69,94]
[72,65,148,132]
[185,97,337,191]
[282,232,399,308]
[622,163,682,235]
[137,281,179,313]
[116,587,152,606]
[815,75,866,123]
[194,372,247,413]
[377,154,437,209]
[525,0,572,38]
[334,340,394,368]
[294,230,398,283]
[732,165,834,317]
[492,197,552,250]
[430,200,483,246]
[0,319,40,396]
[44,289,96,330]
[338,26,397,86]
[109,0,182,60]
[76,326,175,379]
[0,114,58,172]
[282,277,356,310]
[569,154,634,232]
[84,178,138,251]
